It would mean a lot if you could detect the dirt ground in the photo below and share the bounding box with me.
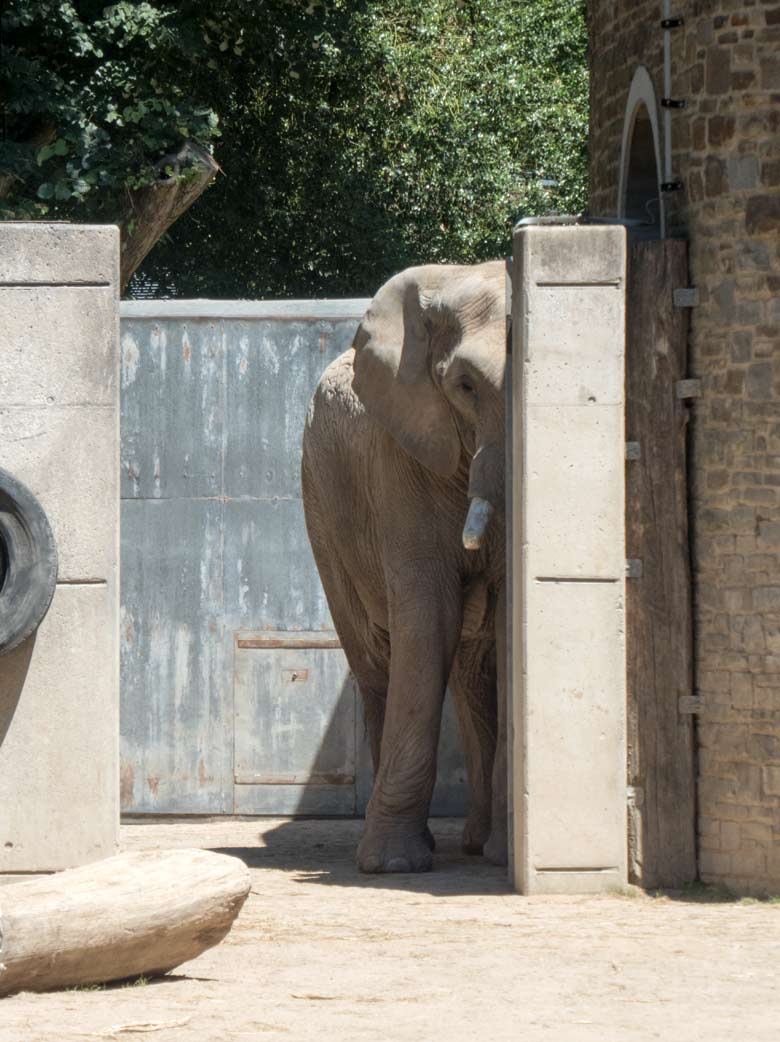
[2,818,779,1042]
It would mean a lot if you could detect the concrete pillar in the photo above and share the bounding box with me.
[0,224,120,874]
[510,221,627,895]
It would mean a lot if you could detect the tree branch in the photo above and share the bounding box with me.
[118,141,220,291]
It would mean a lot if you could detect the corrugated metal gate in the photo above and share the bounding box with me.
[119,300,467,817]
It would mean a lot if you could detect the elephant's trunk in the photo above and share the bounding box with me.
[462,496,494,550]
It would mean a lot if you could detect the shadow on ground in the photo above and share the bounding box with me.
[212,818,511,898]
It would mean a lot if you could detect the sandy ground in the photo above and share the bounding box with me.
[1,818,779,1042]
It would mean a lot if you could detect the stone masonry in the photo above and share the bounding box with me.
[588,0,780,894]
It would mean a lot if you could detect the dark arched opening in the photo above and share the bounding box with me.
[623,104,662,238]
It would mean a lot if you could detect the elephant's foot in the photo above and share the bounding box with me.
[461,813,490,856]
[424,825,436,852]
[483,826,508,867]
[358,826,434,874]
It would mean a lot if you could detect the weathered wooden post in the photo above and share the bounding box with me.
[625,239,696,889]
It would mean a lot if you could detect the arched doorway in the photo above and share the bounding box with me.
[618,67,664,238]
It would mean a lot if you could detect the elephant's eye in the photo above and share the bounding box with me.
[458,376,476,396]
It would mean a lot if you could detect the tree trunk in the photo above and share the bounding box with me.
[119,142,220,291]
[0,848,250,996]
[0,135,218,291]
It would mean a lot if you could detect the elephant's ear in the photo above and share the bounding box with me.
[351,269,461,477]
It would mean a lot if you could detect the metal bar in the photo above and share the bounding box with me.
[663,0,672,184]
[626,559,644,579]
[234,773,356,786]
[120,299,371,320]
[236,637,342,650]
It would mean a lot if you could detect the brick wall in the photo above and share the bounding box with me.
[588,0,780,895]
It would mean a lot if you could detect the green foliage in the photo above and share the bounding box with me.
[136,0,588,297]
[0,1,228,218]
[1,1,588,297]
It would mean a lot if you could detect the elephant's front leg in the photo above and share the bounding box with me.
[358,565,461,874]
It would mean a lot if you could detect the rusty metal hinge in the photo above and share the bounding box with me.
[626,559,643,579]
[625,441,641,461]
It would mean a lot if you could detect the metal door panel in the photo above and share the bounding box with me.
[234,783,356,816]
[234,635,356,785]
[222,499,333,632]
[120,319,225,500]
[120,497,229,813]
[119,303,468,817]
[224,320,354,500]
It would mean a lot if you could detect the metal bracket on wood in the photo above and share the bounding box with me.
[626,785,644,807]
[661,17,684,29]
[661,180,684,193]
[626,559,643,579]
[676,379,702,400]
[625,441,641,461]
[679,695,704,715]
[674,287,699,308]
[661,98,687,109]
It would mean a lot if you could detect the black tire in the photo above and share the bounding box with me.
[0,467,58,656]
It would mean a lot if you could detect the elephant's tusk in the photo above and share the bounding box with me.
[462,496,494,551]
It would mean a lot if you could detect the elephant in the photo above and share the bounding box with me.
[301,261,508,873]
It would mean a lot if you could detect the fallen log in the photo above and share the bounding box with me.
[0,848,250,997]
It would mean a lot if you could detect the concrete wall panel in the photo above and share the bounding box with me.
[525,285,624,406]
[0,584,118,872]
[511,222,627,895]
[0,287,116,406]
[522,224,626,285]
[0,404,118,581]
[524,580,627,878]
[0,223,118,285]
[0,223,119,875]
[524,403,625,579]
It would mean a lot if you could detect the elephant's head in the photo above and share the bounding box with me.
[351,262,506,551]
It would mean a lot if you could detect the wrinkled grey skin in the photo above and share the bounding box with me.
[302,262,507,873]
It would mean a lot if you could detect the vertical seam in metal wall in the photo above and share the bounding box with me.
[219,321,234,814]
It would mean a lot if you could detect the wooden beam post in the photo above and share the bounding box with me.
[626,238,697,889]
